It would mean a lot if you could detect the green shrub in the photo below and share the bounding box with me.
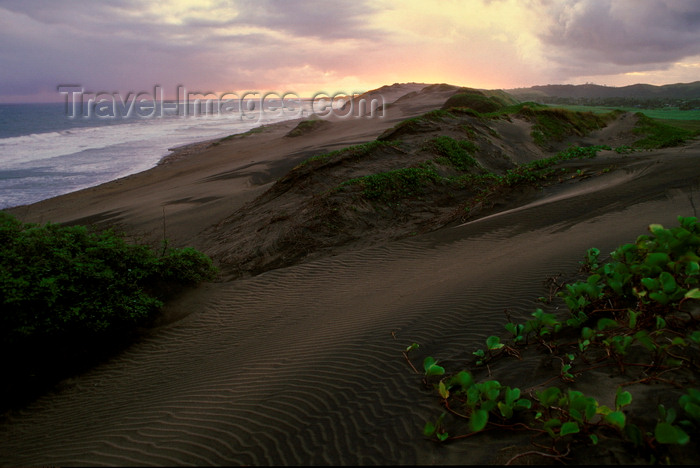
[340,165,440,201]
[442,92,505,113]
[425,136,479,171]
[0,211,217,347]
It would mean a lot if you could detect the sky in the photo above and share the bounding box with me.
[1,0,700,103]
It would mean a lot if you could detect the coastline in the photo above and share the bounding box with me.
[2,83,700,465]
[159,138,224,166]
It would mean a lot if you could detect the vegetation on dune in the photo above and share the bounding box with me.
[0,211,217,406]
[229,98,697,281]
[412,216,700,464]
[292,140,402,170]
[282,97,700,462]
[632,113,699,149]
[377,109,459,140]
[210,126,266,146]
[442,92,506,114]
[285,118,330,138]
[423,135,479,171]
[287,101,696,225]
[544,103,700,122]
[515,105,621,147]
[340,164,440,201]
[335,144,611,207]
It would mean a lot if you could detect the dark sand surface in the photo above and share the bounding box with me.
[1,84,699,465]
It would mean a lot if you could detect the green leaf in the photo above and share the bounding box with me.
[681,401,700,421]
[405,342,420,352]
[543,418,561,437]
[569,408,583,422]
[438,381,450,399]
[481,400,496,413]
[423,421,436,437]
[656,316,667,329]
[597,318,619,331]
[480,380,502,401]
[498,401,514,419]
[486,335,504,350]
[685,288,700,299]
[504,322,524,338]
[504,387,520,406]
[616,388,633,409]
[659,271,678,294]
[641,277,660,291]
[469,409,489,432]
[634,330,657,351]
[560,421,580,436]
[645,252,669,268]
[423,356,445,376]
[580,327,594,340]
[689,331,700,344]
[650,290,670,305]
[604,411,626,430]
[671,337,687,346]
[658,404,675,424]
[655,422,690,445]
[627,309,640,328]
[648,223,666,236]
[451,371,474,391]
[515,399,532,410]
[537,387,561,407]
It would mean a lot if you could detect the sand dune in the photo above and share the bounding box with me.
[2,84,699,465]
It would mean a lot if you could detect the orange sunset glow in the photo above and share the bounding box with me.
[2,0,700,102]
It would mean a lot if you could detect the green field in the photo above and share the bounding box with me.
[546,104,700,132]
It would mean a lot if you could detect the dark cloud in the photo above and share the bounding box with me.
[539,0,700,74]
[220,0,381,40]
[0,0,382,100]
[2,0,699,101]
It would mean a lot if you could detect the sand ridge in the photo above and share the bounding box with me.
[2,84,700,465]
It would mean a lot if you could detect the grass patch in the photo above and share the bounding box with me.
[442,92,506,114]
[500,145,609,186]
[339,145,611,205]
[285,118,329,137]
[547,104,700,121]
[377,110,457,140]
[482,101,549,118]
[655,119,700,133]
[294,140,401,169]
[424,136,479,170]
[633,113,699,148]
[339,164,440,201]
[524,107,619,146]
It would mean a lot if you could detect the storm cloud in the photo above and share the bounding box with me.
[538,0,700,77]
[1,0,699,102]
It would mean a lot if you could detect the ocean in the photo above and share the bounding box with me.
[0,98,312,209]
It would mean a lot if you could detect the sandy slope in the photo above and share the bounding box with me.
[1,84,699,465]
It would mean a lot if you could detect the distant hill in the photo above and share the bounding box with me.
[507,81,700,101]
